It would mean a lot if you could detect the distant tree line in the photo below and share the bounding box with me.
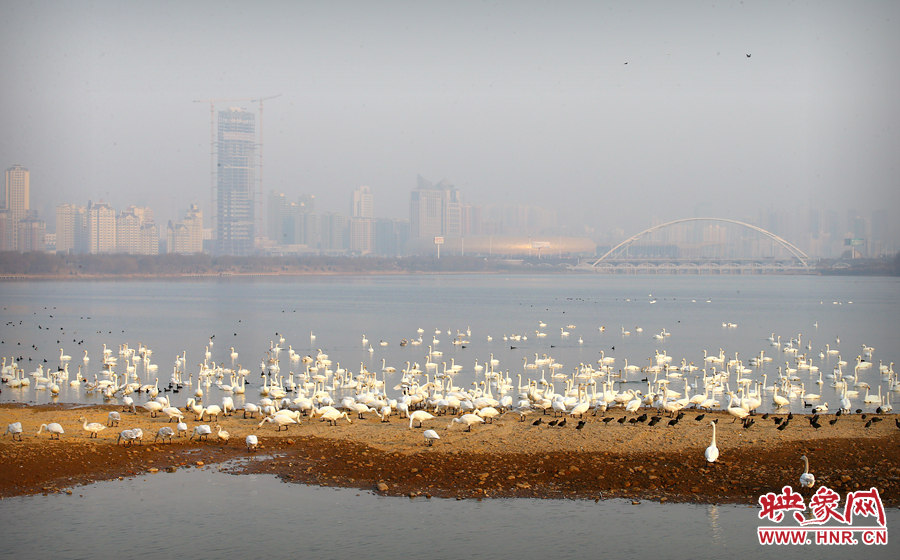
[1,251,896,277]
[0,252,546,277]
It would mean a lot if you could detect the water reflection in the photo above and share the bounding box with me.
[1,467,895,560]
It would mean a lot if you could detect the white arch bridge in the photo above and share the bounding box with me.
[588,218,811,274]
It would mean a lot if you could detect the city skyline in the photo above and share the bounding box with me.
[1,2,898,253]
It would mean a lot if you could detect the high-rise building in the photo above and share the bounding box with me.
[349,186,375,254]
[17,217,45,252]
[216,108,256,255]
[167,204,203,254]
[409,176,461,239]
[87,201,116,254]
[351,185,374,218]
[55,203,87,254]
[3,165,30,250]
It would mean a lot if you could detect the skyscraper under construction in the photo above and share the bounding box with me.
[216,108,256,255]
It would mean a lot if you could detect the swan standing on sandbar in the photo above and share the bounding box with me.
[799,455,815,489]
[246,434,259,451]
[408,410,435,429]
[450,413,484,432]
[5,422,23,441]
[190,424,212,441]
[37,423,64,439]
[705,420,719,463]
[154,426,175,443]
[423,429,440,446]
[80,416,107,438]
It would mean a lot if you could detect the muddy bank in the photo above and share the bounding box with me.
[1,403,898,504]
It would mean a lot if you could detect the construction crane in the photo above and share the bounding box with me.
[193,95,280,243]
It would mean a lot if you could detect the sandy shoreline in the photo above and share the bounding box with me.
[1,403,898,504]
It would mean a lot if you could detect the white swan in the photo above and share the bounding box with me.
[5,422,23,441]
[423,429,440,446]
[37,422,64,439]
[705,420,719,463]
[258,415,297,431]
[246,434,259,451]
[449,413,484,432]
[408,410,435,429]
[190,424,212,441]
[79,416,107,438]
[215,424,230,444]
[154,426,175,443]
[799,455,815,488]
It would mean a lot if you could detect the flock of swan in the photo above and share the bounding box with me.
[3,323,897,459]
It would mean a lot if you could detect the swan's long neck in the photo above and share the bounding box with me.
[802,456,809,474]
[711,422,717,446]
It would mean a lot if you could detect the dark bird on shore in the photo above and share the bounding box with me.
[871,416,883,423]
[628,417,639,425]
[636,413,648,423]
[861,414,867,420]
[742,417,755,429]
[835,409,842,417]
[777,420,789,431]
[557,418,567,428]
[532,417,542,426]
[695,413,706,422]
[865,419,873,429]
[647,417,661,427]
[618,416,627,424]
[810,419,821,430]
[761,413,770,420]
[855,409,862,414]
[895,418,900,430]
[667,418,679,427]
[676,411,685,421]
[788,413,794,421]
[829,418,838,426]
[576,420,586,431]
[548,419,559,427]
[602,417,614,424]
[773,417,783,425]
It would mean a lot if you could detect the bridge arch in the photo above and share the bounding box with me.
[591,218,810,269]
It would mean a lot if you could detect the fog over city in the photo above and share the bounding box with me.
[2,1,897,243]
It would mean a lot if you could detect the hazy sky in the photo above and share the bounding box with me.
[2,1,897,236]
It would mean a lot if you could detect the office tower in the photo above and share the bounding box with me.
[87,201,116,254]
[3,165,29,250]
[349,186,374,254]
[216,108,256,255]
[351,185,374,218]
[409,176,461,239]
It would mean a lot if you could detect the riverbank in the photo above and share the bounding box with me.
[2,403,897,504]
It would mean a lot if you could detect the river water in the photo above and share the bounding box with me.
[0,274,897,557]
